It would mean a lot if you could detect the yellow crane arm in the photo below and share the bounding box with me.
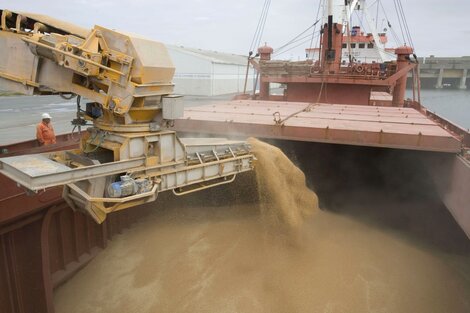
[0,9,176,129]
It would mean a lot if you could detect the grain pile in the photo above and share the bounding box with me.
[53,139,470,313]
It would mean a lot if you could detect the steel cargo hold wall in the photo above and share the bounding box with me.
[0,138,153,313]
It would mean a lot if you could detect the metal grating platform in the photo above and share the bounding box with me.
[174,100,462,153]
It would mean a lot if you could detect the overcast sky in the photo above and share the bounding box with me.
[5,0,470,58]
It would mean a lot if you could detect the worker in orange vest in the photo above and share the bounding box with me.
[36,113,56,145]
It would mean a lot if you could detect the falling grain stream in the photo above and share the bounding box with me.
[54,139,470,313]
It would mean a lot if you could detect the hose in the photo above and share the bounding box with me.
[83,131,106,154]
[59,92,76,100]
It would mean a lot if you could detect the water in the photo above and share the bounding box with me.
[409,89,470,129]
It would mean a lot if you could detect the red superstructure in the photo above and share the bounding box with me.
[306,26,395,63]
[250,25,415,107]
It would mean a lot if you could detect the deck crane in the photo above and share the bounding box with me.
[0,10,255,223]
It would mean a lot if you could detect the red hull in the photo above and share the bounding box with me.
[0,135,153,313]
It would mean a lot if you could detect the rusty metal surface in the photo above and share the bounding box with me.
[429,155,470,239]
[443,156,470,238]
[174,100,462,153]
[0,198,152,313]
[1,154,72,177]
[425,110,470,149]
[1,9,176,131]
[0,135,79,224]
[0,138,152,313]
[284,83,373,105]
[1,9,88,38]
[0,134,79,157]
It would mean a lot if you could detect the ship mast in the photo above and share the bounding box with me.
[323,0,388,63]
[323,0,348,25]
[356,0,388,62]
[320,0,344,73]
[344,0,389,62]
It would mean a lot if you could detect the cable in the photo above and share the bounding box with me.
[274,36,319,57]
[276,80,325,125]
[249,0,272,53]
[274,1,323,58]
[249,0,269,52]
[83,131,106,154]
[308,0,324,55]
[274,20,320,53]
[71,125,79,142]
[392,0,407,45]
[375,0,380,29]
[378,1,402,47]
[388,22,402,46]
[255,0,271,49]
[396,0,415,49]
[355,10,368,35]
[275,32,320,56]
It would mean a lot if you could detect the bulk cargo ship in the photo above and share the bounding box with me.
[0,1,469,312]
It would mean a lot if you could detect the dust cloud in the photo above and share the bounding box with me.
[54,139,470,313]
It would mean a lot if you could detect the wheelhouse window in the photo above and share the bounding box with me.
[342,43,347,49]
[359,43,365,49]
[367,43,374,48]
[351,43,356,48]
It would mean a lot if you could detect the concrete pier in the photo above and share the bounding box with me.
[459,69,467,89]
[407,56,470,89]
[436,68,444,89]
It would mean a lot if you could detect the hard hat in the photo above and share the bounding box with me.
[42,113,52,119]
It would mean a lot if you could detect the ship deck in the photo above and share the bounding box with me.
[174,100,462,153]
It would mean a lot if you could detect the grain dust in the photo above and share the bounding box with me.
[247,137,319,231]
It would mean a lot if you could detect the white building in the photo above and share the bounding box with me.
[166,45,254,96]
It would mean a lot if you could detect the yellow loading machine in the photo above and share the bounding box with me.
[0,9,255,223]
